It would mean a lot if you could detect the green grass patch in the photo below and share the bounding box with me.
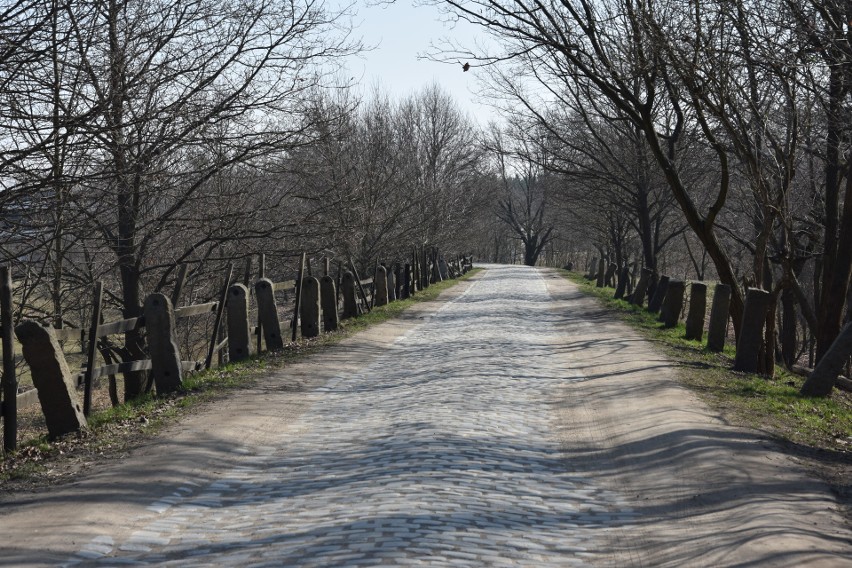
[559,269,852,453]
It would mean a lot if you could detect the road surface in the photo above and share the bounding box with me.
[1,265,850,566]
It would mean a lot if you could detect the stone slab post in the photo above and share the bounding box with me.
[802,322,852,396]
[431,253,442,284]
[661,280,686,328]
[605,262,617,287]
[401,264,412,299]
[734,288,771,373]
[254,278,284,351]
[614,265,630,300]
[631,268,653,307]
[320,276,339,332]
[707,284,732,352]
[685,282,708,341]
[227,284,251,361]
[387,267,397,302]
[587,257,598,280]
[648,275,670,314]
[595,258,606,287]
[341,271,358,319]
[374,265,389,307]
[15,321,87,438]
[144,293,183,395]
[300,276,321,338]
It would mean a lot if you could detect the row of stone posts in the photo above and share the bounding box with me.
[584,258,739,353]
[227,251,472,362]
[592,261,779,373]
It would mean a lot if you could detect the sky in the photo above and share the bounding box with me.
[341,0,500,126]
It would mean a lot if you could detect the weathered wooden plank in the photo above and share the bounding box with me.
[17,388,40,410]
[54,328,87,342]
[89,359,152,381]
[97,316,145,337]
[181,360,202,373]
[211,337,229,356]
[272,280,296,292]
[175,302,218,320]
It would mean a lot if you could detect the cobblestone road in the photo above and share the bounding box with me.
[67,266,637,566]
[5,265,843,566]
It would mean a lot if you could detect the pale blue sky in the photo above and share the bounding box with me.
[343,0,499,125]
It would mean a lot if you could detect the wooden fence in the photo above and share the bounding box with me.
[1,248,472,452]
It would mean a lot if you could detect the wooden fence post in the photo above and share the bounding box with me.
[15,321,87,439]
[292,253,306,342]
[205,263,233,369]
[2,266,17,452]
[255,278,284,351]
[227,284,252,362]
[320,275,338,332]
[171,263,189,307]
[144,293,183,395]
[349,259,371,313]
[83,281,104,416]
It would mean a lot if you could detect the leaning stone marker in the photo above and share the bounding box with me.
[15,321,87,438]
[587,257,598,280]
[661,280,686,328]
[300,276,321,338]
[375,265,389,307]
[685,282,708,341]
[255,278,284,350]
[145,293,183,395]
[341,271,358,319]
[801,322,852,396]
[648,275,670,314]
[631,268,653,307]
[734,287,771,373]
[605,262,617,287]
[320,275,338,332]
[227,283,251,361]
[707,283,732,352]
[614,265,630,300]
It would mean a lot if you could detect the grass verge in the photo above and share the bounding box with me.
[0,269,481,493]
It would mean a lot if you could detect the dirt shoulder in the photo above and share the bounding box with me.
[541,268,852,565]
